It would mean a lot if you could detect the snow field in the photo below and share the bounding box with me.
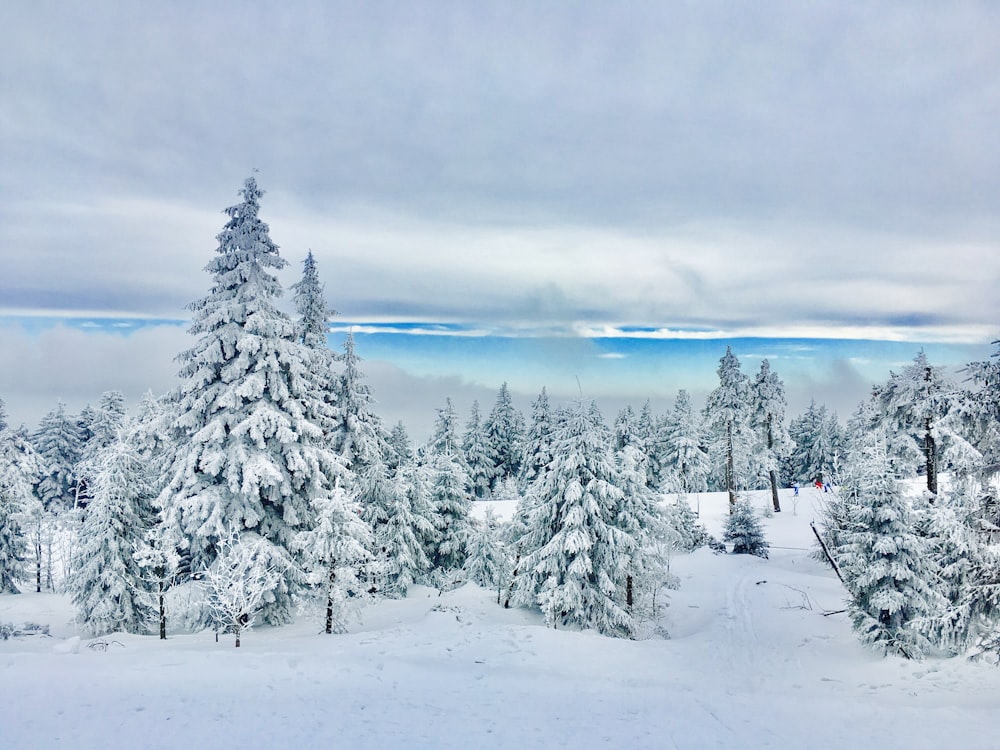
[2,488,999,749]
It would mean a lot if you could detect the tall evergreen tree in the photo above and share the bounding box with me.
[70,421,157,634]
[462,401,493,499]
[838,435,942,659]
[485,383,525,490]
[704,347,755,509]
[0,423,42,593]
[752,359,792,512]
[379,465,437,597]
[428,450,472,572]
[294,478,371,634]
[787,400,843,485]
[660,389,710,495]
[332,333,389,472]
[429,398,462,457]
[386,421,413,476]
[513,400,641,637]
[877,351,977,497]
[160,176,342,624]
[521,387,554,486]
[291,250,335,350]
[31,401,85,511]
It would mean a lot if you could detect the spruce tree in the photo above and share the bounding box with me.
[787,400,843,485]
[660,390,710,495]
[31,401,85,511]
[0,424,41,593]
[463,508,510,602]
[378,465,436,597]
[294,478,372,633]
[485,383,525,491]
[876,351,977,497]
[161,176,342,624]
[332,333,389,472]
[723,500,769,558]
[291,250,335,350]
[428,398,462,457]
[705,347,754,509]
[428,450,472,573]
[386,421,413,476]
[462,401,494,499]
[521,387,554,486]
[838,435,942,659]
[752,359,792,512]
[513,400,639,637]
[70,422,157,634]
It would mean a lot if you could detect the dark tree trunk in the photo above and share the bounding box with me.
[325,564,336,635]
[34,540,42,593]
[626,575,634,609]
[158,577,167,640]
[767,421,781,512]
[925,420,938,498]
[726,421,736,511]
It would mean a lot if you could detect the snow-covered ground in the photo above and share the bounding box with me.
[2,488,999,749]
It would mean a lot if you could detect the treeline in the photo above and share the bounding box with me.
[1,176,998,657]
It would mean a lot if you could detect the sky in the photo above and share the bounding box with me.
[2,1,999,439]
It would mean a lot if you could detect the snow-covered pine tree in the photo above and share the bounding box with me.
[786,400,843,486]
[427,449,472,573]
[332,332,389,472]
[378,464,437,597]
[660,390,710,495]
[513,400,638,637]
[723,499,769,558]
[704,347,755,510]
[964,338,1000,473]
[485,383,525,491]
[355,458,396,594]
[160,176,342,625]
[463,507,510,603]
[0,423,42,593]
[837,434,943,659]
[386,421,413,476]
[635,400,660,487]
[614,444,674,624]
[70,421,157,635]
[751,359,792,512]
[876,351,978,498]
[428,398,462,457]
[291,250,335,350]
[75,391,127,507]
[520,387,554,486]
[614,405,637,450]
[462,401,494,499]
[294,478,372,634]
[31,400,85,511]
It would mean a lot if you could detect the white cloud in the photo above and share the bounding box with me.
[0,323,186,429]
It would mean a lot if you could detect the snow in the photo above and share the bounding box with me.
[3,488,1000,749]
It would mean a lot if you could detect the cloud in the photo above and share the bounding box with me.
[0,323,187,429]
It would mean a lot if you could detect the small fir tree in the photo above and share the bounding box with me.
[723,499,769,558]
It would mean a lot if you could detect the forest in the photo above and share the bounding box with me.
[2,176,999,661]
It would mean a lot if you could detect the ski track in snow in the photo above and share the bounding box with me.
[2,489,1000,749]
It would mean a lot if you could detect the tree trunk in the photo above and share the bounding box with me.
[158,578,167,640]
[626,574,634,609]
[767,421,781,512]
[34,540,42,593]
[325,563,336,635]
[925,420,938,498]
[726,421,736,511]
